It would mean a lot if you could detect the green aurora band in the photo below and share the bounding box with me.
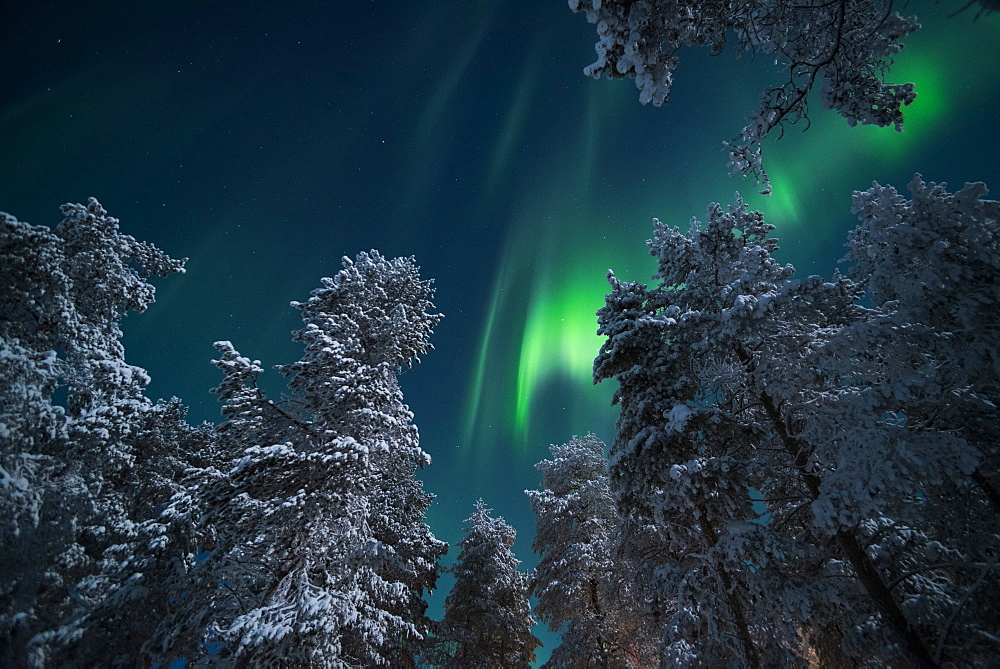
[460,3,999,468]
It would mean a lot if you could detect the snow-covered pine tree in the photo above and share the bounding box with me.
[0,199,188,667]
[142,251,445,668]
[431,500,541,668]
[569,0,918,193]
[594,202,815,666]
[526,434,657,668]
[278,250,447,666]
[837,176,1000,665]
[845,175,999,515]
[52,400,216,667]
[717,177,999,666]
[595,178,1000,667]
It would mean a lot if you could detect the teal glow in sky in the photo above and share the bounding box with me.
[2,1,999,663]
[459,2,1000,479]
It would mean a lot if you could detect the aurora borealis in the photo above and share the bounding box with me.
[2,1,999,661]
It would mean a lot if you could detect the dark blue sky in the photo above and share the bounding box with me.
[2,1,998,661]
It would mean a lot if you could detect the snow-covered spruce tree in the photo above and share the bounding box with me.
[569,0,918,193]
[526,434,657,668]
[143,251,445,668]
[278,250,447,666]
[431,500,541,668]
[594,179,999,667]
[0,199,188,667]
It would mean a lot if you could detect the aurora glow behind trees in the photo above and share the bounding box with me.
[570,0,920,194]
[3,0,999,666]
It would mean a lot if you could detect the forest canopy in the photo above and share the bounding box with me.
[2,0,999,667]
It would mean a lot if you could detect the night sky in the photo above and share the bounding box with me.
[2,1,999,661]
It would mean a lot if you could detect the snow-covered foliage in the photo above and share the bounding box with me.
[430,501,541,668]
[2,204,445,668]
[5,177,995,667]
[280,251,441,464]
[594,199,817,666]
[526,434,657,668]
[569,0,919,193]
[594,178,999,666]
[841,176,1000,664]
[139,251,445,668]
[847,175,999,397]
[50,401,215,666]
[0,199,189,667]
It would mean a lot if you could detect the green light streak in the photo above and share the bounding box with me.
[485,49,540,193]
[463,196,649,459]
[462,82,649,459]
[413,16,491,143]
[513,263,607,438]
[462,248,515,443]
[460,6,1000,469]
[405,6,496,205]
[757,170,801,224]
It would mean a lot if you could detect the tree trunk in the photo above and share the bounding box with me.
[699,507,763,668]
[735,344,938,669]
[970,468,1000,512]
